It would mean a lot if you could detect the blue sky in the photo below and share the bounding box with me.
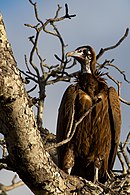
[0,1,130,194]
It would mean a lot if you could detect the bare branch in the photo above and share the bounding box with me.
[27,84,37,93]
[28,0,44,26]
[106,73,130,105]
[122,132,130,150]
[120,133,130,168]
[54,5,62,18]
[46,71,79,85]
[28,0,35,6]
[119,97,130,105]
[42,4,76,29]
[0,176,24,193]
[51,23,66,64]
[96,28,129,60]
[29,31,40,77]
[46,98,101,151]
[26,3,76,32]
[28,35,46,74]
[117,148,127,174]
[64,4,76,19]
[24,54,31,73]
[99,61,130,84]
[23,2,76,130]
[65,59,77,69]
[117,132,130,174]
[19,69,38,83]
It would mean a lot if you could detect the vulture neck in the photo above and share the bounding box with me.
[81,61,91,74]
[79,60,103,98]
[80,59,96,75]
[78,54,107,97]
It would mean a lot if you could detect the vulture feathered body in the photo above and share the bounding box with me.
[56,46,121,183]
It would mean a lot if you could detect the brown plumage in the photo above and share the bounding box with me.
[56,45,121,183]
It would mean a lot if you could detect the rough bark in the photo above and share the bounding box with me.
[0,14,82,195]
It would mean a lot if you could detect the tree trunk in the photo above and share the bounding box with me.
[0,14,85,195]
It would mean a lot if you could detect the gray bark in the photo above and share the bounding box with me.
[0,14,85,195]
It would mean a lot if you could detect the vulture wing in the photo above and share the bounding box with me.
[108,87,121,170]
[56,84,77,169]
[56,83,93,172]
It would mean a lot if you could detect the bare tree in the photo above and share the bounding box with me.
[0,1,129,194]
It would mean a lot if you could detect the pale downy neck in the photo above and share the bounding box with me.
[81,60,91,74]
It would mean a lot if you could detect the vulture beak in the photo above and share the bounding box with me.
[66,51,76,57]
[66,51,83,60]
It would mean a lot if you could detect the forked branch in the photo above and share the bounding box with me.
[0,175,24,194]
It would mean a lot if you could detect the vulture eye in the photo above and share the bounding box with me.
[77,49,82,53]
[87,50,91,55]
[87,50,92,59]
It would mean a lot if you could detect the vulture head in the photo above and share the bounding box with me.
[67,45,96,75]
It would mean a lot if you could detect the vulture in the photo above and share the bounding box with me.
[56,45,121,183]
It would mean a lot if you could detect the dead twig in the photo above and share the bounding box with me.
[46,98,101,151]
[117,150,127,174]
[27,84,37,93]
[120,133,130,168]
[98,61,130,84]
[117,132,130,174]
[96,28,129,60]
[106,73,130,105]
[0,175,24,193]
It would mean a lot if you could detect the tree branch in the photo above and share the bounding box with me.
[0,175,24,194]
[105,73,130,105]
[96,28,129,60]
[23,2,76,129]
[118,133,130,171]
[46,98,101,151]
